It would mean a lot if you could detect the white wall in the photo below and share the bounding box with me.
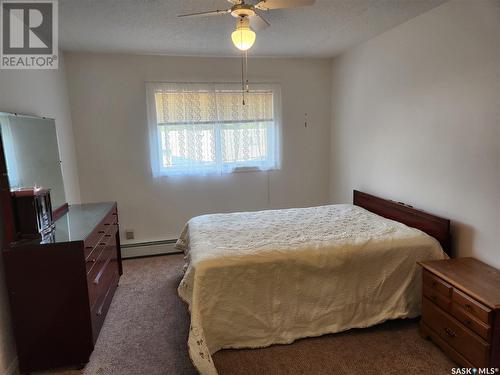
[330,0,500,266]
[0,53,81,374]
[64,54,332,243]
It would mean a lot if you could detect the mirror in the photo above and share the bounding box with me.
[0,113,67,211]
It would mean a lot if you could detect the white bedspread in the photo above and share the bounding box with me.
[177,204,447,374]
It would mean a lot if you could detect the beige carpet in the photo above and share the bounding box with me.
[37,254,455,375]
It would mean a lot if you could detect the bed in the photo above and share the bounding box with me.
[177,190,451,375]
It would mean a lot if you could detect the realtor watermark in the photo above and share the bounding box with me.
[1,0,58,69]
[451,368,499,375]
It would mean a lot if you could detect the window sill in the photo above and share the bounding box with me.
[155,166,279,178]
[231,166,263,173]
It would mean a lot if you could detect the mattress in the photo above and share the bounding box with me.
[177,204,447,374]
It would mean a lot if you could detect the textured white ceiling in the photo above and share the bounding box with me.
[59,0,447,58]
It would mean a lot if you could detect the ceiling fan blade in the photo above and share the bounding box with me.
[177,9,231,18]
[249,12,270,31]
[255,0,315,11]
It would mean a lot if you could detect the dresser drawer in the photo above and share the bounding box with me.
[84,229,106,258]
[87,236,118,309]
[423,270,452,297]
[83,206,118,259]
[452,289,492,324]
[102,208,118,230]
[423,284,451,312]
[451,303,491,341]
[111,208,118,223]
[90,267,119,343]
[422,297,489,366]
[86,227,117,272]
[85,243,106,274]
[87,246,112,308]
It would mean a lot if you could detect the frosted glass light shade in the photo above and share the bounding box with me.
[231,24,256,51]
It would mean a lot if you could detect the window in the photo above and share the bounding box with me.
[146,83,281,177]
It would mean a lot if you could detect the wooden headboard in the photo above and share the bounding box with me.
[353,190,452,256]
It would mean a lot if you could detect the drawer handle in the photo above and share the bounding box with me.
[88,258,97,263]
[93,257,112,285]
[464,303,473,311]
[465,319,472,326]
[96,280,114,316]
[432,281,437,287]
[104,234,111,237]
[85,246,93,249]
[444,328,456,338]
[98,230,105,234]
[104,223,111,226]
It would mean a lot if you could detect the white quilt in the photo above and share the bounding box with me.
[177,204,447,375]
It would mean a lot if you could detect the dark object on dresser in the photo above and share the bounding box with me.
[419,258,500,368]
[11,187,54,239]
[3,202,123,373]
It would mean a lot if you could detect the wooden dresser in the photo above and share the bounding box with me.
[3,202,122,373]
[419,258,500,369]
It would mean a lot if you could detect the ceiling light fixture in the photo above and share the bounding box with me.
[178,0,316,104]
[231,17,256,51]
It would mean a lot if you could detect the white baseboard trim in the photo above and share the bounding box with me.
[121,239,181,259]
[5,356,18,375]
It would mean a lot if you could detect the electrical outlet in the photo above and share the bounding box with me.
[125,230,135,240]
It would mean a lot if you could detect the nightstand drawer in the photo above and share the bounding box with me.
[423,284,451,312]
[451,303,491,341]
[422,297,489,367]
[452,289,492,324]
[423,270,452,297]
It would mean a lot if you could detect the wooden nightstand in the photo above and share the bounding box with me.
[418,258,500,368]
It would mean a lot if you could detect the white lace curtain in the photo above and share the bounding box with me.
[146,82,281,177]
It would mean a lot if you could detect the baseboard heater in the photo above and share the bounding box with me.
[121,239,181,259]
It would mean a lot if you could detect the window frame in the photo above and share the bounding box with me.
[146,82,282,178]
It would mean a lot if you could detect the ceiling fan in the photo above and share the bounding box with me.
[178,0,316,51]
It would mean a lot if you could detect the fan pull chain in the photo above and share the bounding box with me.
[245,50,249,93]
[241,49,251,105]
[241,51,245,105]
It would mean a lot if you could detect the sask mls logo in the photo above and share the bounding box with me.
[452,368,500,375]
[1,0,58,69]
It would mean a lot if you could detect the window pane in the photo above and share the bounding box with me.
[221,122,269,165]
[216,92,273,122]
[159,124,216,169]
[155,92,217,124]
